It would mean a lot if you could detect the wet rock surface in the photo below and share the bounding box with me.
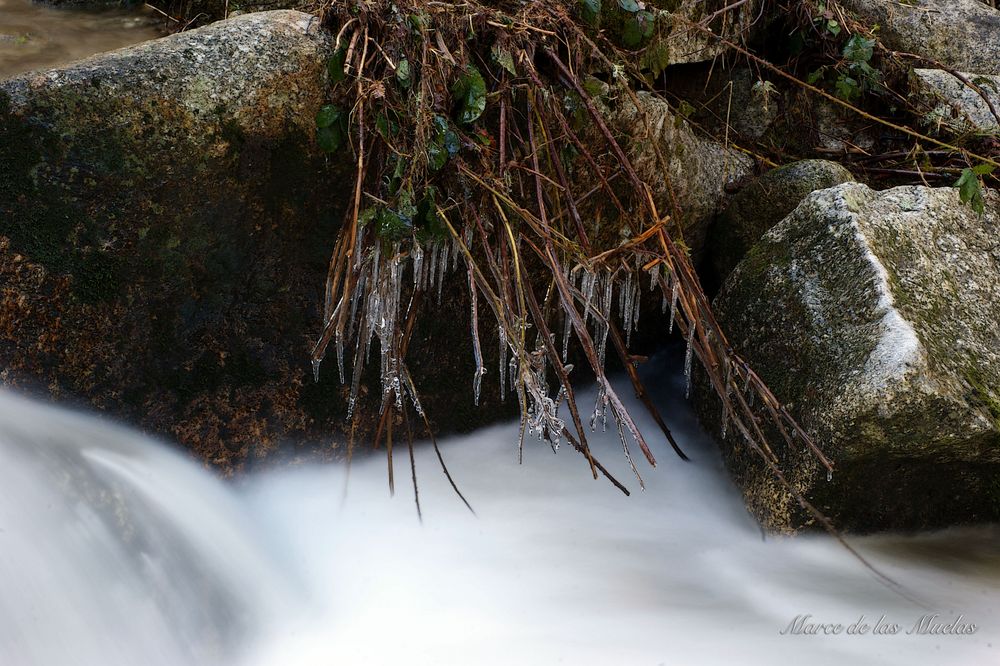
[0,11,511,471]
[708,159,855,282]
[614,91,754,263]
[839,0,1000,74]
[911,68,1000,135]
[696,182,1000,533]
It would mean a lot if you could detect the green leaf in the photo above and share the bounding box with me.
[621,10,655,48]
[578,0,601,26]
[954,167,987,216]
[375,207,411,241]
[842,35,875,65]
[415,186,448,242]
[315,104,346,153]
[375,112,400,140]
[317,124,343,154]
[427,115,460,171]
[315,104,341,129]
[972,163,995,176]
[396,58,411,88]
[491,45,517,76]
[807,67,827,84]
[617,0,639,11]
[826,19,841,36]
[834,74,860,102]
[640,39,672,77]
[327,48,347,83]
[451,65,487,124]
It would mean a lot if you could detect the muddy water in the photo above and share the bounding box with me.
[0,0,160,79]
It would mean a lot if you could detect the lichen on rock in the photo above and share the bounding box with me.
[696,182,1000,533]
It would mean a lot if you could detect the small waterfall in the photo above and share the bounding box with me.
[1,354,998,666]
[0,391,296,666]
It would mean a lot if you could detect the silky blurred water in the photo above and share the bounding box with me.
[0,356,997,665]
[0,0,159,79]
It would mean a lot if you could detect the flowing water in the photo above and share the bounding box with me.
[0,354,997,666]
[0,0,160,79]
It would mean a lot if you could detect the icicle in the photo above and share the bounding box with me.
[827,469,833,482]
[437,241,449,303]
[683,323,695,399]
[622,271,635,346]
[596,272,613,372]
[668,282,679,333]
[561,310,572,362]
[469,266,486,407]
[311,358,321,383]
[347,332,365,420]
[498,325,508,402]
[631,277,641,340]
[333,333,345,384]
[412,242,424,290]
[581,270,597,325]
[649,266,658,292]
[428,243,439,292]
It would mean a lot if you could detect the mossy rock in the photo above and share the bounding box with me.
[612,91,754,264]
[838,0,1000,75]
[695,182,1000,533]
[708,159,854,282]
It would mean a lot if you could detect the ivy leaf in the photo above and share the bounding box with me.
[375,112,400,140]
[954,167,988,216]
[415,186,448,242]
[374,207,411,242]
[427,115,460,171]
[317,124,344,153]
[834,74,860,102]
[618,0,639,12]
[641,40,672,77]
[451,65,487,124]
[315,105,345,153]
[327,48,347,83]
[842,35,875,65]
[807,67,827,84]
[396,58,411,89]
[578,0,601,26]
[621,9,655,48]
[491,45,517,76]
[315,104,341,129]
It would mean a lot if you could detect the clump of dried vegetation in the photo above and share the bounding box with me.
[307,0,997,555]
[308,0,835,518]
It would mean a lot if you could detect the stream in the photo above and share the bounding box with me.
[0,0,159,79]
[1,354,997,666]
[0,10,997,666]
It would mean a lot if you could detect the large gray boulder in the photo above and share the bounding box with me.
[697,182,1000,533]
[0,11,512,472]
[615,91,754,263]
[911,68,1000,135]
[708,159,854,281]
[0,11,347,471]
[839,0,1000,74]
